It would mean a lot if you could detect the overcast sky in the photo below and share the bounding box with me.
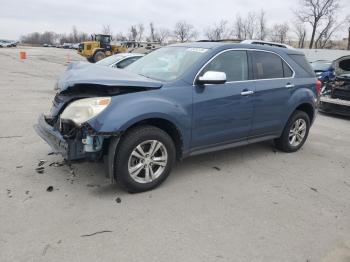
[1,0,349,40]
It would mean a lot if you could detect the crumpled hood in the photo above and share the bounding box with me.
[57,62,163,92]
[333,55,350,76]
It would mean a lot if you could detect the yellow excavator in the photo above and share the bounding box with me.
[78,34,127,63]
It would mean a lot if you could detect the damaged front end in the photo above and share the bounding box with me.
[34,93,115,161]
[34,63,162,161]
[35,114,106,161]
[319,55,350,116]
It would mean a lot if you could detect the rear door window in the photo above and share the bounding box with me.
[251,51,285,79]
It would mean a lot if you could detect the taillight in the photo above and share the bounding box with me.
[316,80,322,96]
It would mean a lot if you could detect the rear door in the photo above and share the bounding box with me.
[249,50,294,137]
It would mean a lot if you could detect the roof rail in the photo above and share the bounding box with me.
[197,39,242,43]
[241,40,294,49]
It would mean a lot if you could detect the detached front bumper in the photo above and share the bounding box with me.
[34,114,97,161]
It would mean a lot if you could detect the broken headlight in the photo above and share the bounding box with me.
[60,97,111,126]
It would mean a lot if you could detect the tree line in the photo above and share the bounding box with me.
[21,0,350,49]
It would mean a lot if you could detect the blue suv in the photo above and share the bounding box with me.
[35,42,319,192]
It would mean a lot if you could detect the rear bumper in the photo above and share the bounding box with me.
[319,96,350,116]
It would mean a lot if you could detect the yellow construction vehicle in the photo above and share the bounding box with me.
[77,34,127,63]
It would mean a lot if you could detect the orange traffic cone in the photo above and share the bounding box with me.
[20,51,27,60]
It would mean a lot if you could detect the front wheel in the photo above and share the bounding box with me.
[274,110,310,152]
[114,126,176,193]
[93,51,105,62]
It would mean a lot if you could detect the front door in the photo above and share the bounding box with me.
[191,50,254,150]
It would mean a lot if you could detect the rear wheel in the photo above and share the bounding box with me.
[93,51,105,62]
[114,126,176,193]
[274,110,310,152]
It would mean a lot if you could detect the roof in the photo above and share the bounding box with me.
[169,42,303,55]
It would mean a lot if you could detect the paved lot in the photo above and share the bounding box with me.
[0,46,350,262]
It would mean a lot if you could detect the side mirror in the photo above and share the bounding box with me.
[197,71,227,85]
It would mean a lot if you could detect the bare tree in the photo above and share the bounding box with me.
[102,24,112,35]
[137,23,145,42]
[156,28,170,44]
[205,20,232,40]
[72,26,79,43]
[129,26,138,41]
[174,21,197,42]
[257,9,268,40]
[295,0,340,48]
[115,32,127,41]
[270,23,289,43]
[293,22,307,48]
[149,22,156,42]
[233,15,244,39]
[315,15,348,48]
[243,12,257,39]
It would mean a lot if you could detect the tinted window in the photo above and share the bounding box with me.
[252,51,284,79]
[116,57,141,68]
[200,50,248,82]
[283,61,293,77]
[289,54,315,77]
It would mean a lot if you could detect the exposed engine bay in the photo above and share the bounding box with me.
[320,55,350,116]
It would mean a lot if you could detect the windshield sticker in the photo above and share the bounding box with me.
[186,48,208,53]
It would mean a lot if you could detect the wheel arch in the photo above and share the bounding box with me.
[121,117,184,160]
[295,102,315,123]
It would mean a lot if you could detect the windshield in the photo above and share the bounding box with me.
[126,46,209,81]
[311,62,332,71]
[96,54,125,66]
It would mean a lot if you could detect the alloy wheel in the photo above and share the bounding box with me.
[128,140,168,184]
[288,118,307,147]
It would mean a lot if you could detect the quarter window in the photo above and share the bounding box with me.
[200,50,248,82]
[282,60,293,77]
[252,51,289,79]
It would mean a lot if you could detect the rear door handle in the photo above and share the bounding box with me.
[285,83,295,89]
[241,90,254,96]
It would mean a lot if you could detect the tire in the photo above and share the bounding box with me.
[93,51,105,63]
[274,110,310,153]
[114,126,176,193]
[86,57,94,63]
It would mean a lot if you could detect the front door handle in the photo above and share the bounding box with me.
[285,83,295,89]
[241,90,254,96]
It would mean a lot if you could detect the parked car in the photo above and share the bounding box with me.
[0,40,12,48]
[319,55,350,116]
[310,60,334,82]
[95,53,144,68]
[62,43,72,49]
[35,42,319,193]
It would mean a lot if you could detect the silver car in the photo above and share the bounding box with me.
[95,53,144,68]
